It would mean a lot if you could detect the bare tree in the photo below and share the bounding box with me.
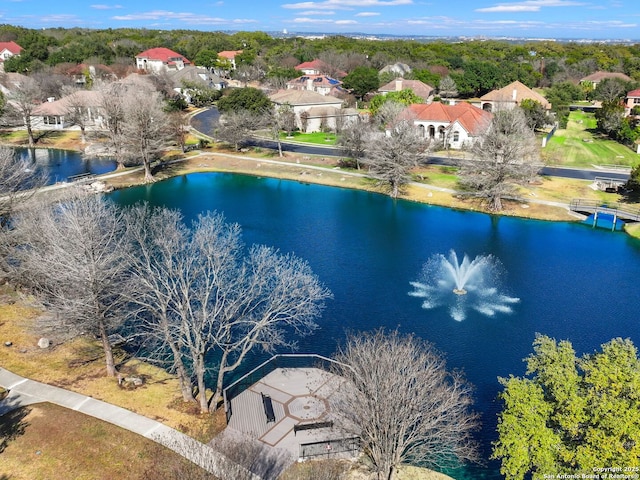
[365,116,429,198]
[268,104,295,157]
[216,109,265,152]
[438,75,459,98]
[123,89,169,182]
[330,329,479,480]
[127,207,332,413]
[98,82,129,169]
[168,112,189,153]
[3,77,42,147]
[337,118,372,170]
[60,87,97,144]
[458,107,541,211]
[13,193,132,377]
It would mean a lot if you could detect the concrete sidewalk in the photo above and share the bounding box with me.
[0,367,259,480]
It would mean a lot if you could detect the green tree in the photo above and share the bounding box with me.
[369,89,423,116]
[217,87,271,114]
[493,335,640,480]
[595,99,625,137]
[341,66,379,100]
[193,49,219,70]
[520,99,550,131]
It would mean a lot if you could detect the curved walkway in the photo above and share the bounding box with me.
[0,366,259,480]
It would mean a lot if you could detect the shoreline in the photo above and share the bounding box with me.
[4,134,640,238]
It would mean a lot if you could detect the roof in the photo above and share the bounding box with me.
[269,89,343,107]
[295,59,328,72]
[627,89,640,98]
[480,80,551,108]
[408,102,492,135]
[287,74,342,88]
[378,79,434,100]
[169,66,225,87]
[33,90,102,116]
[0,41,22,55]
[581,71,631,83]
[136,47,191,65]
[218,50,243,60]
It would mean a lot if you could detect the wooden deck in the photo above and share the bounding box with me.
[225,367,347,458]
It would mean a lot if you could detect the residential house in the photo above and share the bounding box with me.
[286,74,343,96]
[136,47,191,73]
[31,90,104,130]
[580,71,631,89]
[169,66,227,103]
[479,80,551,112]
[269,89,358,133]
[408,102,492,149]
[624,88,640,115]
[294,59,346,78]
[217,50,243,70]
[378,78,434,102]
[0,41,22,72]
[64,64,117,86]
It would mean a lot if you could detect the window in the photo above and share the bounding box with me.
[453,131,460,142]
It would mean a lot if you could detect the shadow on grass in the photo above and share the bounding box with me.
[0,406,30,454]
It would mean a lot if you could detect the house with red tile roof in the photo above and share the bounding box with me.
[217,50,243,70]
[0,41,22,72]
[295,59,346,78]
[625,88,640,115]
[581,71,631,89]
[136,47,191,73]
[407,102,492,149]
[479,80,550,112]
[286,74,343,96]
[378,78,434,102]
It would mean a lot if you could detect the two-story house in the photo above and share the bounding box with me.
[136,48,192,73]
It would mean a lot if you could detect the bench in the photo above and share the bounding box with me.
[293,421,333,435]
[261,393,275,423]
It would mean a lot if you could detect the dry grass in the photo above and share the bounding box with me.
[0,403,216,480]
[0,288,217,437]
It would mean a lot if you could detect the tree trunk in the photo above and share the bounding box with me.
[26,123,35,148]
[98,320,117,377]
[196,353,209,414]
[210,350,229,412]
[80,126,86,144]
[277,139,283,157]
[143,159,154,182]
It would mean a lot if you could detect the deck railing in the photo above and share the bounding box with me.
[222,353,349,423]
[569,198,640,223]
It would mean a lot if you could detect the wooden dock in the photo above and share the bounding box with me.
[225,367,348,457]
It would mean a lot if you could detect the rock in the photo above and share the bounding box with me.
[89,181,114,193]
[123,376,144,387]
[4,341,12,347]
[37,338,50,349]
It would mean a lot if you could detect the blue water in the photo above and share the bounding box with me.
[14,147,116,185]
[110,172,640,479]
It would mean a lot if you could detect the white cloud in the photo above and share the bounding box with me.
[356,11,381,16]
[90,4,123,9]
[112,10,256,25]
[300,10,336,15]
[476,0,585,13]
[283,0,412,10]
[335,19,358,24]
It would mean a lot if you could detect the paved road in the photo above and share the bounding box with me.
[0,367,259,480]
[191,108,630,183]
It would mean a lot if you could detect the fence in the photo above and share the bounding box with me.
[299,437,361,460]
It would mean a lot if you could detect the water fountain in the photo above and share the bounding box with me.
[409,250,519,321]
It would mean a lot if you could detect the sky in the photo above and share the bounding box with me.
[1,0,639,40]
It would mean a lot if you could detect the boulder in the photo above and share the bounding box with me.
[37,337,50,349]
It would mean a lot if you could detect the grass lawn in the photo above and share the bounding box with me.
[543,111,638,167]
[278,130,338,146]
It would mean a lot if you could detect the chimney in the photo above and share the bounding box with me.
[512,89,517,101]
[395,78,403,91]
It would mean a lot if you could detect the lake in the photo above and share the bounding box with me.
[111,172,640,479]
[14,147,116,185]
